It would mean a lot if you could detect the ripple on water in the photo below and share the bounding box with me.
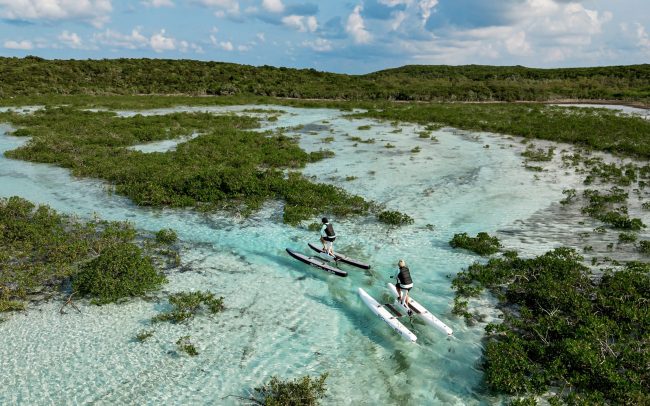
[1,104,646,405]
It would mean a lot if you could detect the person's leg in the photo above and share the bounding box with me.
[320,236,326,250]
[396,285,402,303]
[327,240,334,255]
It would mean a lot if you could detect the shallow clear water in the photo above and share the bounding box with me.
[0,106,645,405]
[551,103,650,120]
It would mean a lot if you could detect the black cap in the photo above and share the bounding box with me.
[322,217,328,223]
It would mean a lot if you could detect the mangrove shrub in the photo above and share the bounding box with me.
[73,243,166,304]
[449,232,501,255]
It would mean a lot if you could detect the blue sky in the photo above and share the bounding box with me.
[0,0,648,73]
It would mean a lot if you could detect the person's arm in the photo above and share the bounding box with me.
[320,224,326,237]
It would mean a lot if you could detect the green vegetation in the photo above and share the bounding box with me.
[249,374,328,406]
[377,210,414,226]
[155,228,178,245]
[357,125,371,130]
[355,104,650,158]
[176,335,199,356]
[73,243,166,304]
[411,146,421,153]
[642,202,650,210]
[349,136,375,144]
[152,291,224,324]
[618,232,637,243]
[581,188,645,230]
[560,188,577,205]
[0,107,373,224]
[640,240,650,254]
[1,57,648,102]
[452,248,649,404]
[521,145,554,162]
[449,232,501,255]
[0,196,171,311]
[136,330,155,342]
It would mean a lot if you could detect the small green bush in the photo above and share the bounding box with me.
[153,291,224,324]
[639,240,650,254]
[449,232,501,256]
[176,335,198,356]
[155,228,178,245]
[73,243,166,304]
[251,374,328,406]
[136,329,154,342]
[618,232,637,243]
[642,202,650,210]
[357,125,371,130]
[522,146,554,162]
[377,210,414,226]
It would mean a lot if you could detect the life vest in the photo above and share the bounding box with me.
[325,223,335,237]
[397,266,412,285]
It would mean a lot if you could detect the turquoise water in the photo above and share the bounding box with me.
[0,106,645,405]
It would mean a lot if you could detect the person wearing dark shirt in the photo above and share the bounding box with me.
[320,217,336,256]
[395,259,413,310]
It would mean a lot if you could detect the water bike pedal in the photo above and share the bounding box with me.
[383,303,409,318]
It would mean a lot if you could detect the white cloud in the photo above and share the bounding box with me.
[256,32,266,42]
[418,0,438,24]
[195,0,239,15]
[0,0,112,27]
[636,23,650,50]
[142,0,173,7]
[346,5,371,44]
[390,11,407,31]
[150,29,176,52]
[211,37,233,50]
[380,0,412,6]
[237,44,250,51]
[391,0,617,65]
[93,28,148,49]
[282,15,318,33]
[302,38,332,52]
[58,30,83,48]
[504,31,531,55]
[261,0,283,13]
[306,16,318,32]
[4,40,33,50]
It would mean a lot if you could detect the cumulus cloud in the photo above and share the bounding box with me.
[142,0,173,7]
[302,38,332,52]
[219,40,234,51]
[4,40,33,50]
[58,30,83,48]
[195,0,240,16]
[363,0,618,65]
[282,15,317,32]
[504,30,531,55]
[92,28,202,54]
[636,23,650,50]
[150,29,176,52]
[93,28,148,49]
[346,5,371,44]
[262,0,283,13]
[418,0,438,24]
[0,0,113,27]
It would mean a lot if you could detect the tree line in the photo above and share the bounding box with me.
[0,56,648,102]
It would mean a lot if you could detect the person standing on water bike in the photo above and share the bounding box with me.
[395,259,413,310]
[320,217,336,256]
